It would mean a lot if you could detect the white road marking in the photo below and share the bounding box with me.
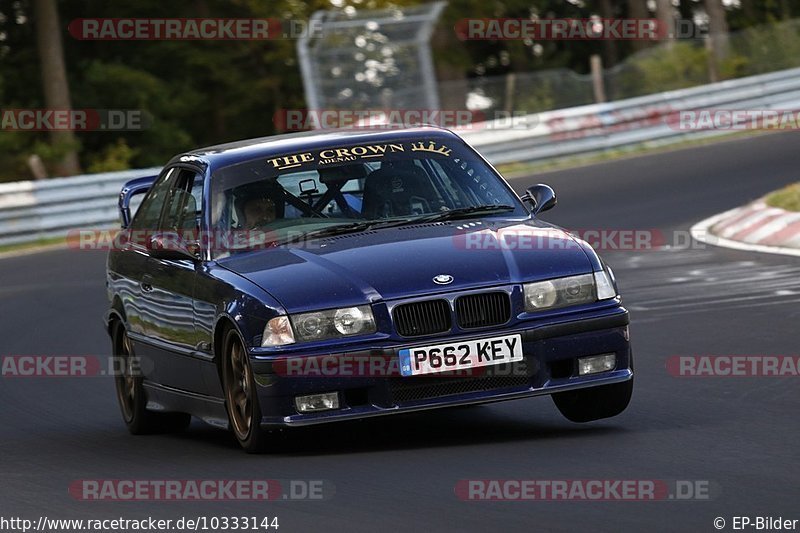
[611,247,800,317]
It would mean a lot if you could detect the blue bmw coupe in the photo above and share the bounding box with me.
[105,126,632,452]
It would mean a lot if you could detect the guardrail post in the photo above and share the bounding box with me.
[27,155,48,180]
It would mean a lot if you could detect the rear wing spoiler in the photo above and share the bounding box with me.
[118,174,158,228]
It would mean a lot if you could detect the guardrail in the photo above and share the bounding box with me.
[2,66,800,247]
[459,66,800,165]
[0,168,160,247]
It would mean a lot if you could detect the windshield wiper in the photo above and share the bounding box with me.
[413,204,517,223]
[275,221,374,247]
[274,217,420,247]
[269,206,515,248]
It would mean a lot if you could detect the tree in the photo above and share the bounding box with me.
[0,0,780,182]
[626,0,650,53]
[33,0,81,175]
[598,0,619,67]
[655,0,674,43]
[704,0,730,81]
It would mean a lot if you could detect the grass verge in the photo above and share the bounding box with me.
[0,236,67,256]
[765,182,800,212]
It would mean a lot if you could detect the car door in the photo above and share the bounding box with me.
[117,167,179,340]
[137,167,212,394]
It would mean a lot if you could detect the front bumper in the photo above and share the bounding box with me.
[250,307,632,427]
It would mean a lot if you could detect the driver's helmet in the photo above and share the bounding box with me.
[233,180,284,226]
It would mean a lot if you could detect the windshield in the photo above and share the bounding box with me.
[209,137,524,257]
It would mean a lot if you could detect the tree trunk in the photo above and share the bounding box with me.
[740,0,757,24]
[627,0,650,53]
[599,0,618,68]
[655,0,674,44]
[34,0,81,176]
[704,0,730,81]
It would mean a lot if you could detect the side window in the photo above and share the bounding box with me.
[130,168,177,231]
[161,170,203,234]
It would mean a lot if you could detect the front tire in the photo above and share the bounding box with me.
[112,322,191,434]
[552,377,633,423]
[221,328,268,453]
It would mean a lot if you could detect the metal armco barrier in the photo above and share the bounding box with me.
[2,66,800,247]
[459,66,800,165]
[0,168,160,247]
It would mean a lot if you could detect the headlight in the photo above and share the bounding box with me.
[295,312,325,339]
[334,306,369,335]
[262,316,295,347]
[523,273,596,311]
[291,305,376,343]
[524,279,558,309]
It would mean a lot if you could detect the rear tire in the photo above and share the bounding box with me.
[112,322,191,434]
[221,328,268,453]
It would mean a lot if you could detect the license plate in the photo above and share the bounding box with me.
[398,334,523,377]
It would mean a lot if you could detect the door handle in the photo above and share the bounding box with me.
[141,275,154,293]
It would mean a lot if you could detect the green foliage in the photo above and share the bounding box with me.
[0,0,797,182]
[727,20,800,76]
[615,42,711,98]
[0,131,35,181]
[514,78,556,113]
[87,139,137,173]
[74,60,197,167]
[30,136,82,171]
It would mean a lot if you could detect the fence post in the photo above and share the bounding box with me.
[590,55,606,103]
[28,155,48,180]
[504,73,516,114]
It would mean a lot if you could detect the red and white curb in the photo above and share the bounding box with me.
[691,201,800,258]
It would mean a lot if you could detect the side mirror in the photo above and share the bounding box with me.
[522,184,557,215]
[147,232,200,261]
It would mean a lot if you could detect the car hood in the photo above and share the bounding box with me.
[217,219,594,313]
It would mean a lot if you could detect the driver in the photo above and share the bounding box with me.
[234,181,281,230]
[241,196,276,230]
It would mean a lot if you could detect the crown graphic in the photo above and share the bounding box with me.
[410,141,452,156]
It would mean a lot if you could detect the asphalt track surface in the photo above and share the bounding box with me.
[1,132,799,532]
